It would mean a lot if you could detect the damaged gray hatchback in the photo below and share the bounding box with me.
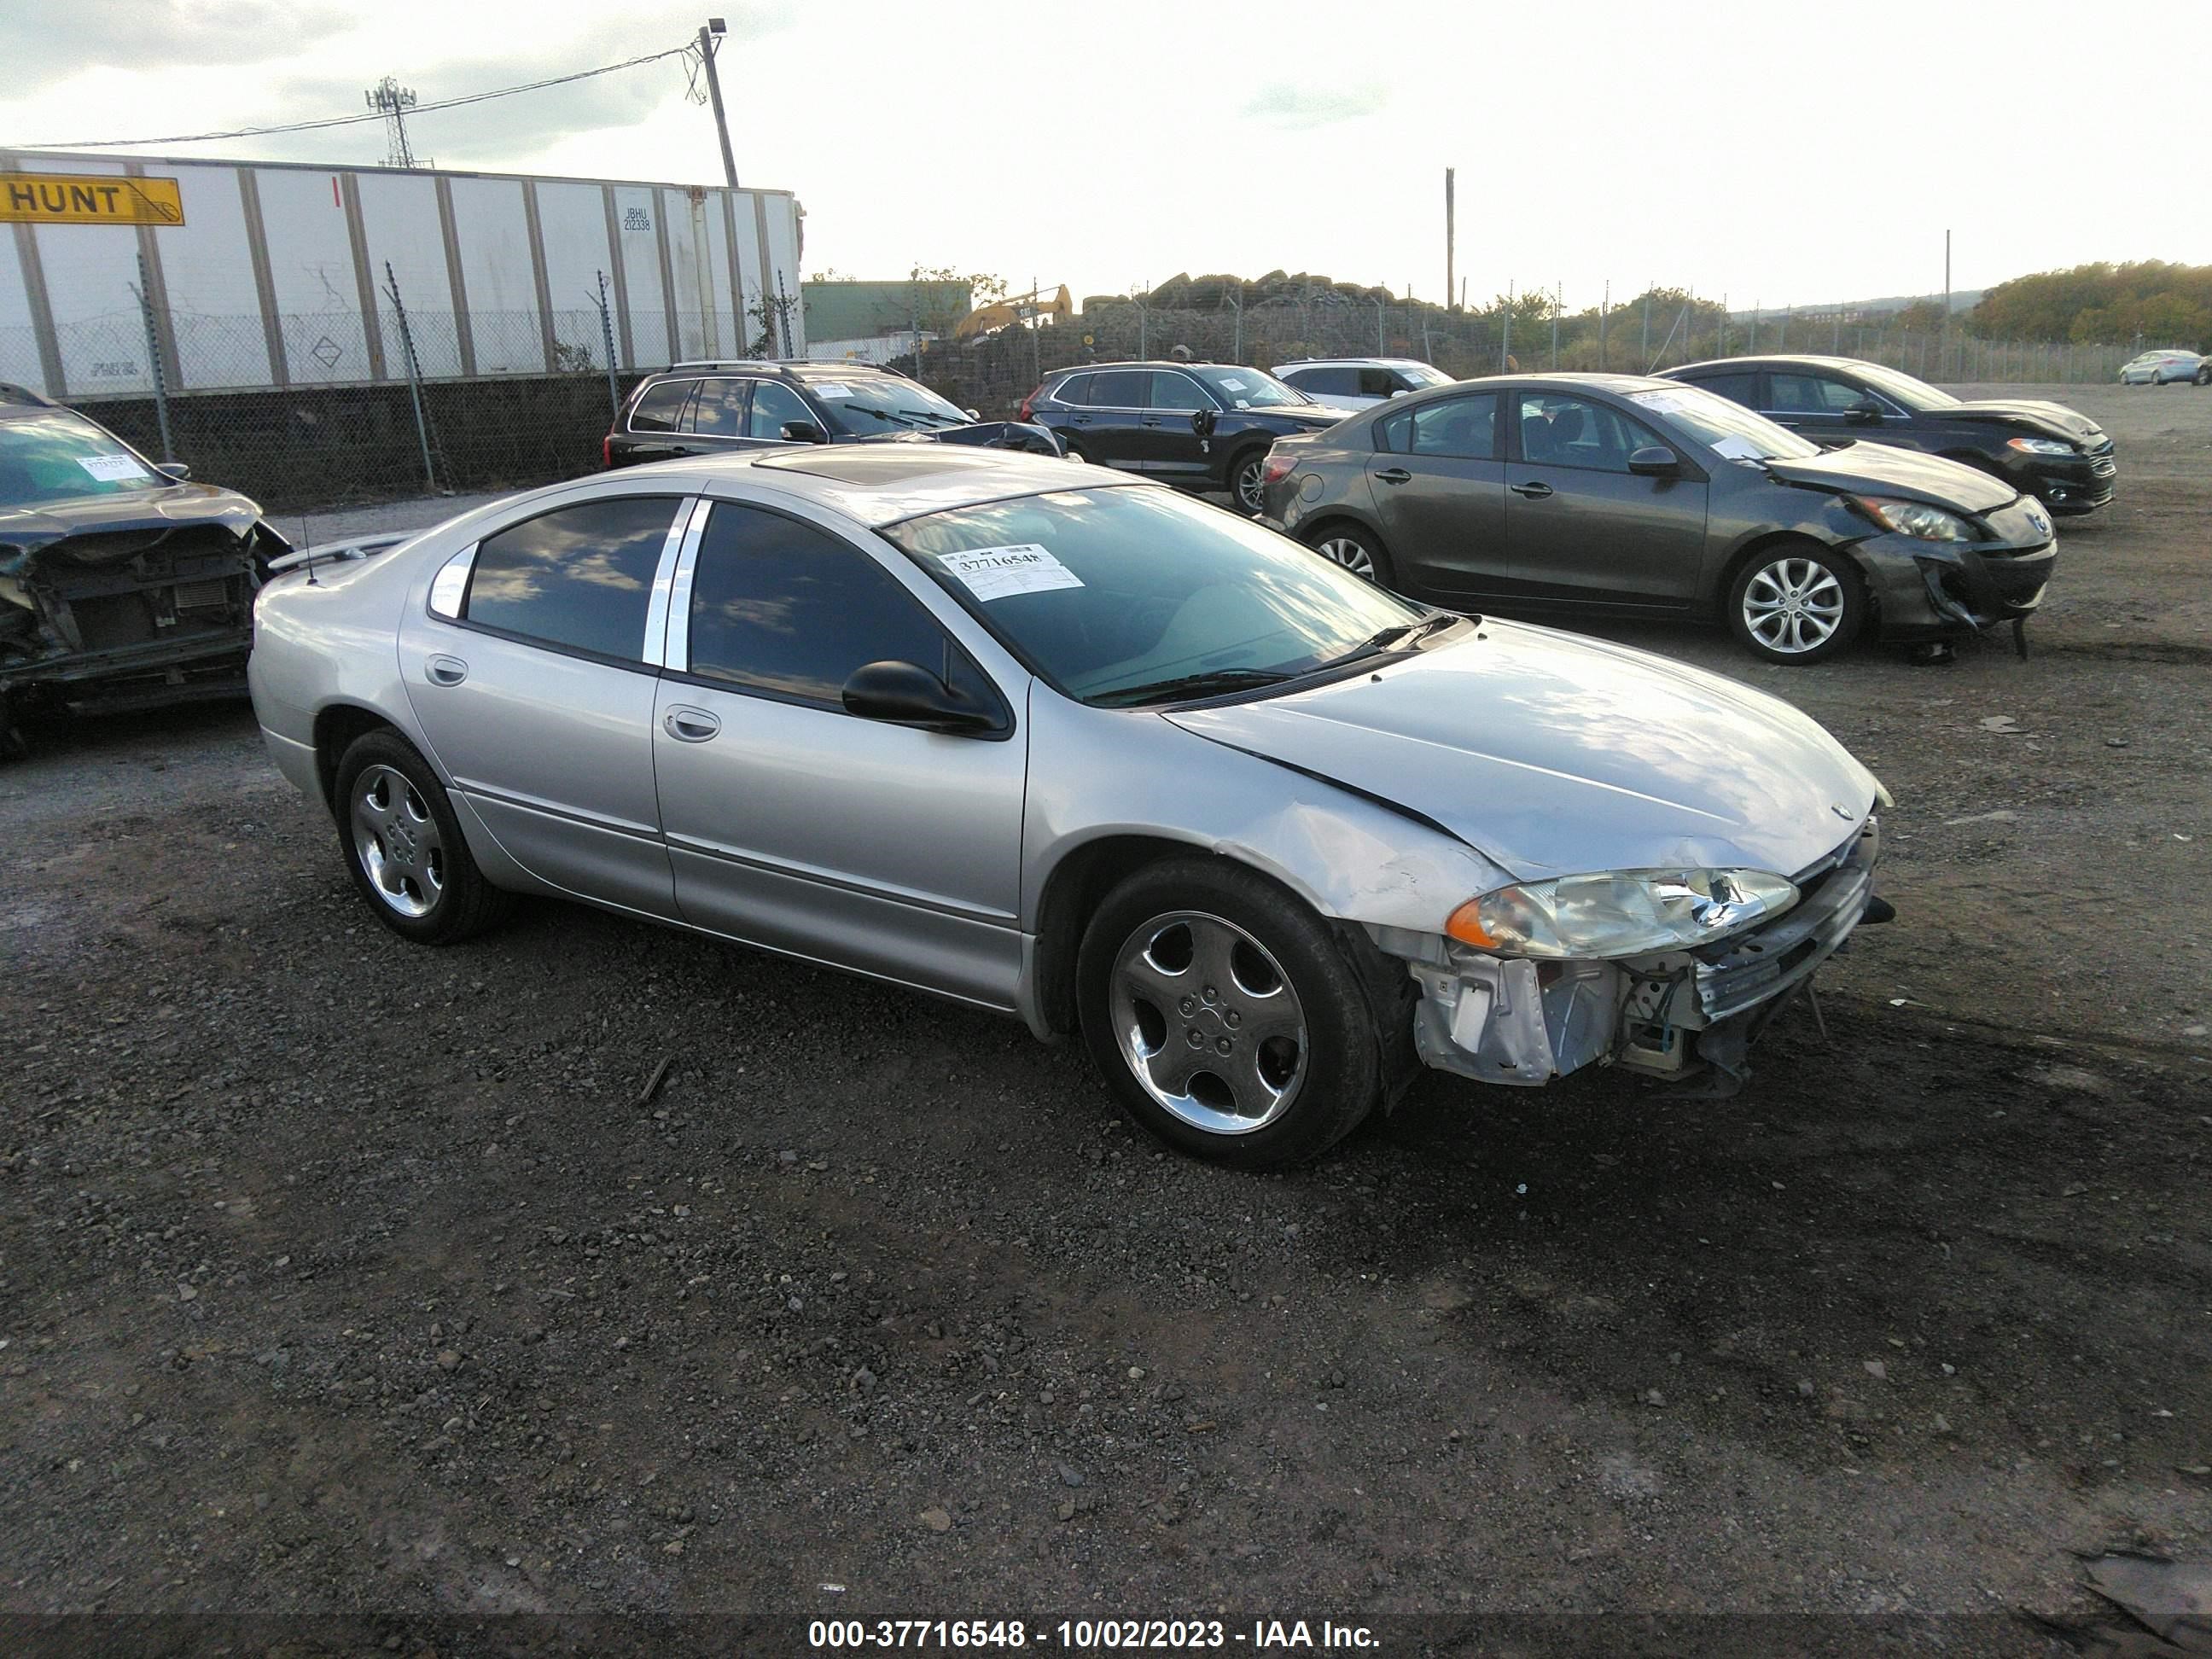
[250,447,1889,1167]
[1,385,286,754]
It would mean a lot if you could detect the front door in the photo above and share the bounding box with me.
[1140,369,1219,484]
[1500,392,1706,606]
[1364,391,1509,597]
[651,498,1029,1009]
[398,492,687,917]
[1764,370,1907,450]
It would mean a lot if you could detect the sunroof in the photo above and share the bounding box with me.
[753,446,987,485]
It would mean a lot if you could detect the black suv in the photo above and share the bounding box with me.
[1018,361,1342,513]
[1661,355,2116,516]
[604,361,1057,468]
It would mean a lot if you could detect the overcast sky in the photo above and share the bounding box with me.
[3,0,2203,311]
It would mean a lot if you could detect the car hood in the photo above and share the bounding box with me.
[1942,398,2106,445]
[0,481,265,565]
[1166,620,1880,883]
[1761,441,2017,514]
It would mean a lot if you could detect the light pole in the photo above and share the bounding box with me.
[699,19,738,189]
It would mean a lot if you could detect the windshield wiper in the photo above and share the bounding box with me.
[1092,667,1294,707]
[1324,611,1459,667]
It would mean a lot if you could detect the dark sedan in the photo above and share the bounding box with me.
[1660,355,2116,517]
[1018,361,1342,514]
[1260,373,2056,665]
[1,384,287,756]
[605,360,1059,469]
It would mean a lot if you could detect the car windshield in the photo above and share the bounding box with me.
[1846,362,1959,411]
[807,375,972,434]
[0,411,160,505]
[1191,367,1311,410]
[882,485,1428,706]
[1627,384,1820,463]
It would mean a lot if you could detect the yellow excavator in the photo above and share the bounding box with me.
[953,284,1073,341]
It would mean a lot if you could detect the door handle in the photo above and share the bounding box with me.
[1509,480,1555,499]
[1374,467,1412,485]
[663,707,720,742]
[1140,416,1163,427]
[425,654,468,686]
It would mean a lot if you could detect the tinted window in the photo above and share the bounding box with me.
[465,497,678,661]
[1684,370,1760,406]
[1051,373,1094,406]
[1768,373,1866,414]
[1515,394,1659,473]
[748,380,813,439]
[684,504,954,706]
[629,380,693,433]
[1289,366,1357,396]
[1402,393,1499,459]
[1148,370,1212,411]
[689,378,750,436]
[1088,370,1150,409]
[1357,367,1400,398]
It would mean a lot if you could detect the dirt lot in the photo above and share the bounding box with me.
[2,383,2207,1654]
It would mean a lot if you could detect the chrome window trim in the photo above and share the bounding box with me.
[643,497,706,667]
[662,497,715,674]
[428,544,478,618]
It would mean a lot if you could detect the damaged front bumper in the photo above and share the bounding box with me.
[1386,818,1881,1092]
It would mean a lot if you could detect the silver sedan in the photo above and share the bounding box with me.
[249,448,1889,1167]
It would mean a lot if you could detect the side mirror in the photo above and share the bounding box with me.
[964,407,981,421]
[1845,398,1883,424]
[156,460,191,480]
[779,420,830,445]
[1190,407,1218,438]
[1627,445,1681,477]
[841,660,1000,736]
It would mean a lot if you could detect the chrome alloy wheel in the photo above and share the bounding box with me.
[1315,535,1377,580]
[351,763,445,918]
[1233,456,1267,513]
[1740,556,1846,655]
[1108,910,1307,1136]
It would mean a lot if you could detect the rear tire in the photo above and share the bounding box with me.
[1303,521,1396,589]
[333,729,511,945]
[1726,541,1866,666]
[1076,858,1380,1168]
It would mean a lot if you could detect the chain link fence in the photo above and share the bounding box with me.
[10,279,2152,520]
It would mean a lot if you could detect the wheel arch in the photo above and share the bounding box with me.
[1714,529,1871,623]
[312,701,402,807]
[1029,833,1221,1038]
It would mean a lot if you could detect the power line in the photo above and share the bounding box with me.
[20,44,694,151]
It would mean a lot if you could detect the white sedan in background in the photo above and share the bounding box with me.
[2118,349,2207,386]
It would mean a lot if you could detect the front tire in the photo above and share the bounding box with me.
[1726,542,1866,665]
[1076,859,1380,1168]
[1227,449,1269,516]
[334,729,510,944]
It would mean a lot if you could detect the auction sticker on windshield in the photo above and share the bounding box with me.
[77,454,153,482]
[937,544,1085,602]
[812,383,855,399]
[1627,390,1696,416]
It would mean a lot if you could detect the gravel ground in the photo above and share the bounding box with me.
[1,384,2207,1655]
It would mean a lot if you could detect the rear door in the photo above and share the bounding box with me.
[1073,370,1152,472]
[651,498,1029,1008]
[398,490,688,917]
[609,379,695,467]
[1363,391,1508,595]
[1499,391,1705,606]
[674,376,759,455]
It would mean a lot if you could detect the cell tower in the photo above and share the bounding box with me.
[364,77,429,169]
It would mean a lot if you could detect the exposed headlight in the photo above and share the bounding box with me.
[1854,496,1976,542]
[1445,868,1800,960]
[2005,435,2075,457]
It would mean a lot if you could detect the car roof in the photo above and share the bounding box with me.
[1667,354,1881,375]
[0,382,62,416]
[614,444,1148,528]
[1274,358,1433,370]
[1045,360,1249,375]
[655,359,911,381]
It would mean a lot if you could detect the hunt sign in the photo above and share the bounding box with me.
[1,172,185,226]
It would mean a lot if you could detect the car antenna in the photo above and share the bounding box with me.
[300,507,318,585]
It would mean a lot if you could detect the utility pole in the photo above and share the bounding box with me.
[1444,167,1456,312]
[1599,279,1609,370]
[1941,227,1952,379]
[1549,281,1560,370]
[698,19,738,188]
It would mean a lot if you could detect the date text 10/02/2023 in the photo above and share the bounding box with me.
[807,1620,1380,1650]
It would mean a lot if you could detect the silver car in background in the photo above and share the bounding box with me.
[2117,348,2207,386]
[1272,358,1454,415]
[250,448,1888,1167]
